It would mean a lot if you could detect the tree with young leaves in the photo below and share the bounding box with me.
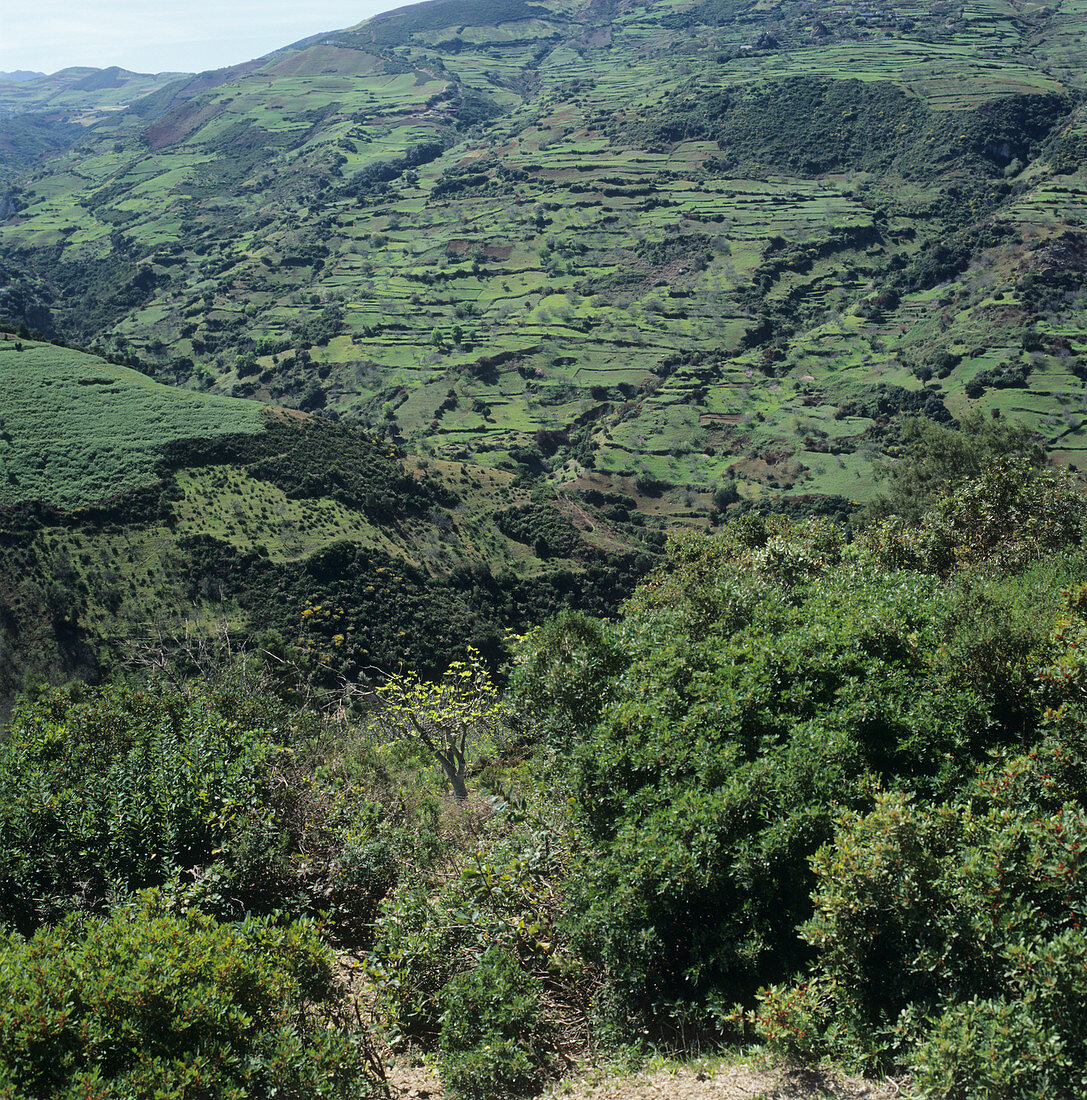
[374,648,503,801]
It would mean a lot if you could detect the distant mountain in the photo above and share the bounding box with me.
[0,71,45,83]
[0,65,190,117]
[0,0,1085,519]
[0,65,192,178]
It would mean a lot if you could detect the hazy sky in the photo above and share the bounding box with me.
[0,1,401,77]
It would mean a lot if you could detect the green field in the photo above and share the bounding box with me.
[0,339,262,508]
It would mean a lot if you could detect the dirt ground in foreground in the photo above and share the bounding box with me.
[386,1059,907,1100]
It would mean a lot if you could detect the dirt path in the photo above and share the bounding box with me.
[386,1060,905,1100]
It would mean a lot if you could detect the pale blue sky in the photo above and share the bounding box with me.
[0,0,401,77]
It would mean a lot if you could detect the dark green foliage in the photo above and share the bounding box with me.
[359,0,548,47]
[836,383,951,424]
[177,535,650,684]
[365,806,571,1046]
[965,359,1031,395]
[896,219,1016,292]
[0,112,83,172]
[659,0,750,30]
[865,412,1045,525]
[161,418,456,520]
[0,676,404,941]
[859,457,1085,574]
[0,893,381,1098]
[497,500,581,558]
[297,303,344,347]
[635,79,1068,178]
[758,792,1087,1095]
[0,683,273,932]
[564,553,974,1028]
[549,465,1087,1040]
[47,251,170,341]
[341,142,446,199]
[249,422,456,518]
[508,609,627,749]
[438,947,554,1100]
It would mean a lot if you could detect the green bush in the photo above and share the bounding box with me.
[0,683,273,930]
[757,792,1087,1091]
[555,502,1087,1040]
[563,541,1003,1031]
[437,946,554,1100]
[366,805,574,1046]
[508,610,627,750]
[0,679,402,940]
[0,892,382,1098]
[858,458,1084,575]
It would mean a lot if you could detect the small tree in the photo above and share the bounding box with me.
[374,649,502,801]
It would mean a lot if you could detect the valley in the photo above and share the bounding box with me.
[2,0,1084,524]
[2,5,1087,1096]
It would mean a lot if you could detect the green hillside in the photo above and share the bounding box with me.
[2,0,1085,518]
[0,66,190,117]
[0,67,190,177]
[0,337,262,508]
[2,6,1087,1092]
[0,338,651,716]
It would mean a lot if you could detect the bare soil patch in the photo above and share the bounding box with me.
[386,1060,906,1100]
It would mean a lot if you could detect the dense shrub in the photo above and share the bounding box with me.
[865,412,1044,526]
[365,804,575,1047]
[551,470,1087,1039]
[0,683,274,931]
[497,501,582,559]
[508,609,628,750]
[438,947,554,1100]
[0,677,406,941]
[859,457,1085,574]
[562,538,988,1034]
[0,893,382,1098]
[757,792,1087,1095]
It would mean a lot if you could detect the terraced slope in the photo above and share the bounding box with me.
[2,0,1086,517]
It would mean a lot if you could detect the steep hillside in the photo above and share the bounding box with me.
[1,0,1085,517]
[0,337,651,716]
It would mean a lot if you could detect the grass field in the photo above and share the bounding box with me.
[0,339,262,508]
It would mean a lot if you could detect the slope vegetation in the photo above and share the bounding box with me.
[1,0,1085,517]
[0,338,651,717]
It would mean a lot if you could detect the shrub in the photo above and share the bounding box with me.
[0,683,273,931]
[0,892,383,1098]
[858,458,1084,575]
[508,610,627,750]
[365,805,575,1047]
[0,679,403,941]
[437,946,554,1100]
[559,513,1080,1038]
[757,792,1087,1090]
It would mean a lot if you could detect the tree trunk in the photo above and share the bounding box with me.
[433,750,469,801]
